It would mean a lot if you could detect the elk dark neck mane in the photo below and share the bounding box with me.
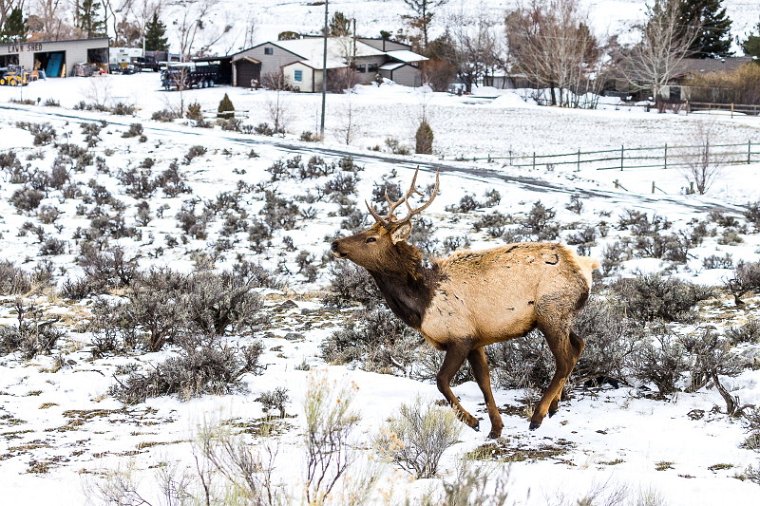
[367,241,439,329]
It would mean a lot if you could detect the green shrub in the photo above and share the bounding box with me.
[217,93,235,119]
[415,119,434,154]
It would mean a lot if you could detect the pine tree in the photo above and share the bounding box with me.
[742,17,760,58]
[217,93,235,119]
[1,6,27,42]
[77,0,106,38]
[329,12,351,37]
[402,0,449,50]
[415,120,434,154]
[677,0,733,57]
[144,11,169,51]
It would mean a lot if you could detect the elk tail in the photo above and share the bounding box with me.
[576,255,601,288]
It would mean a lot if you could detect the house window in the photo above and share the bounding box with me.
[356,64,366,73]
[264,47,273,55]
[294,70,302,82]
[367,63,379,73]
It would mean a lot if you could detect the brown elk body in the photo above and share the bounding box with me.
[331,170,599,438]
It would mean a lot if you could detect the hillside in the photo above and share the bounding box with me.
[0,70,760,504]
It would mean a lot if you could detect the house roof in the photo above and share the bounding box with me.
[379,62,405,71]
[674,57,756,78]
[385,50,428,63]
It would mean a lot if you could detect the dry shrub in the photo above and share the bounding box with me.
[422,59,457,92]
[725,261,760,306]
[610,273,714,324]
[375,397,461,479]
[488,330,554,390]
[0,261,32,295]
[322,261,382,308]
[572,296,640,387]
[111,339,263,404]
[0,300,64,359]
[320,307,420,374]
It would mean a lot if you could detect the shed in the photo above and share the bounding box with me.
[1,37,109,77]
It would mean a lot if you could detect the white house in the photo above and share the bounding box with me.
[230,36,427,91]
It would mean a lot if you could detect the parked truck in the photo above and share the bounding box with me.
[160,62,220,90]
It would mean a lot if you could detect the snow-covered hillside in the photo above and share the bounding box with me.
[153,0,760,56]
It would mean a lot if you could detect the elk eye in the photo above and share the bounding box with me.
[365,237,377,244]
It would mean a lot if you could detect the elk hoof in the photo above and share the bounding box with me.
[548,408,558,418]
[529,420,542,431]
[472,420,480,432]
[487,428,502,439]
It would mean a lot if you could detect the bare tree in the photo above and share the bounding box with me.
[618,0,700,104]
[452,14,501,93]
[505,0,600,107]
[27,0,75,40]
[242,10,256,49]
[335,98,359,145]
[125,0,160,50]
[682,121,723,195]
[402,0,449,50]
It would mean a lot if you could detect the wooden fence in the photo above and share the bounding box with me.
[472,140,760,172]
[687,101,760,117]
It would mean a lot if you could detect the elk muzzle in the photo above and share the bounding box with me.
[331,240,347,258]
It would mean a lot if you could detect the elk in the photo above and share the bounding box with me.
[331,169,600,438]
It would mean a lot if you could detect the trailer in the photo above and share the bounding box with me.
[160,62,220,90]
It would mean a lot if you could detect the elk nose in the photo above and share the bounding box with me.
[331,241,339,252]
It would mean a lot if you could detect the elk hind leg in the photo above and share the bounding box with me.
[530,325,575,430]
[467,347,503,439]
[548,330,585,417]
[437,343,479,431]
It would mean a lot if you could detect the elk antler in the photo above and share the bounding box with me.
[366,168,439,228]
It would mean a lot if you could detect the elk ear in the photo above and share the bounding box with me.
[390,222,412,244]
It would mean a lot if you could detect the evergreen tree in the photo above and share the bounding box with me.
[329,12,351,37]
[144,12,169,51]
[77,0,106,38]
[742,17,760,58]
[402,0,449,50]
[415,119,434,154]
[1,6,27,42]
[677,0,733,57]
[217,93,235,119]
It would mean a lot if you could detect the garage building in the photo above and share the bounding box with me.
[1,37,109,77]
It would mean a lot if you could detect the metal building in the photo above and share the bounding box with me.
[1,37,109,77]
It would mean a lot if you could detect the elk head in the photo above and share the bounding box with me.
[331,169,439,274]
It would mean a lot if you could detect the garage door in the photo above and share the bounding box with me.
[236,61,261,87]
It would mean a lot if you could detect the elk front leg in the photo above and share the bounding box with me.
[437,343,479,431]
[467,347,503,439]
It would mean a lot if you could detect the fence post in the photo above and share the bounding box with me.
[577,148,581,172]
[532,152,536,171]
[620,145,624,171]
[652,181,655,194]
[749,140,752,164]
[664,143,668,169]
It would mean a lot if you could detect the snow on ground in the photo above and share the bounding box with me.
[0,74,760,505]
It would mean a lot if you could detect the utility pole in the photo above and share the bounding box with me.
[320,0,328,141]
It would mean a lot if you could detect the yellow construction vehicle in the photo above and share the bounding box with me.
[0,68,30,86]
